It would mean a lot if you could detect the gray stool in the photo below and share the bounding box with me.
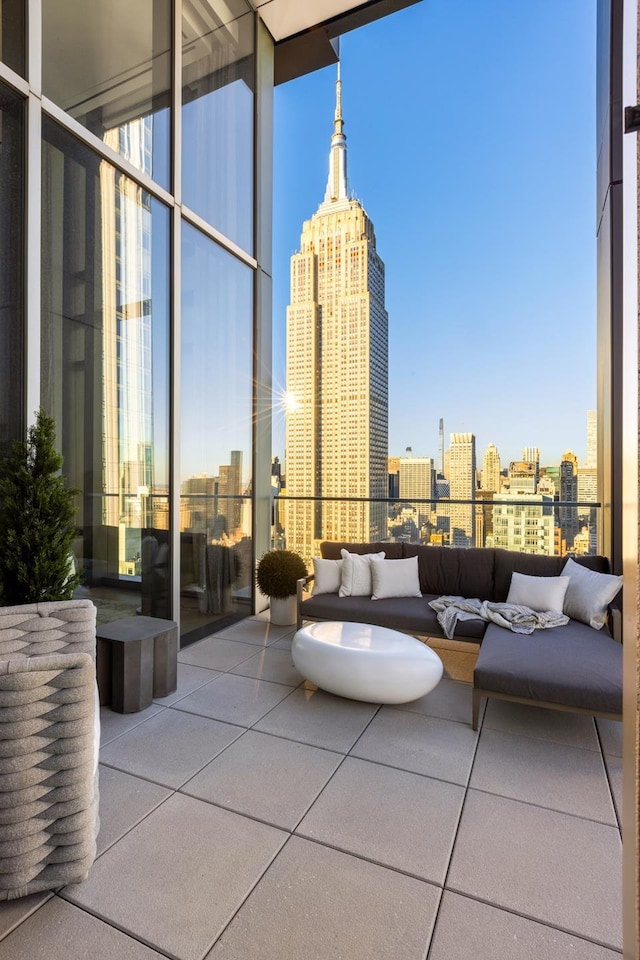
[97,616,178,713]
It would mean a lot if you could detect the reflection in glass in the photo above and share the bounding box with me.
[0,81,24,449]
[41,118,170,624]
[0,0,25,76]
[180,222,253,641]
[182,0,254,252]
[42,1,171,189]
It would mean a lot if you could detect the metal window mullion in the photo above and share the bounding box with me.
[41,96,175,210]
[0,61,28,95]
[27,0,41,93]
[169,0,182,626]
[23,0,42,425]
[24,91,41,424]
[253,15,274,612]
[181,203,257,269]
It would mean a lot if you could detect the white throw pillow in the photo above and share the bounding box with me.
[561,557,623,629]
[371,557,422,600]
[311,557,343,596]
[506,572,570,613]
[339,550,385,597]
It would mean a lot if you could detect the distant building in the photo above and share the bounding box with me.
[578,466,598,555]
[481,443,501,493]
[508,460,539,494]
[578,467,598,511]
[475,489,495,548]
[522,446,540,465]
[449,433,476,547]
[537,475,556,498]
[492,492,555,555]
[285,69,388,560]
[559,450,579,550]
[399,456,434,524]
[585,409,597,468]
[218,450,243,537]
[433,476,450,535]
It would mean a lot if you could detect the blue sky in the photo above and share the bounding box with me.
[272,0,597,468]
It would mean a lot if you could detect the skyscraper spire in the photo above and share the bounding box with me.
[323,62,348,204]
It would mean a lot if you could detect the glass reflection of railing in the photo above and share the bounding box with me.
[179,493,252,540]
[273,495,602,559]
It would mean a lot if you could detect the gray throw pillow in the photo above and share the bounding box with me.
[562,557,622,630]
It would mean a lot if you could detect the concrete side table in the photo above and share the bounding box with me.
[97,616,178,713]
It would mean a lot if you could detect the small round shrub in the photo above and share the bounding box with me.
[256,550,307,599]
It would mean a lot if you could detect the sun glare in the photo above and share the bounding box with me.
[283,390,301,414]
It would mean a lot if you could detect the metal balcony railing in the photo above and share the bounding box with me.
[273,494,602,560]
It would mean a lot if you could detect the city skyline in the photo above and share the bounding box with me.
[273,0,597,467]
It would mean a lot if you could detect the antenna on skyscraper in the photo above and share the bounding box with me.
[439,418,444,476]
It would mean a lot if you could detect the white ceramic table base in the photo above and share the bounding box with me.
[292,621,443,704]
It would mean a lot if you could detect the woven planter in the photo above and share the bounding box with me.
[0,599,99,899]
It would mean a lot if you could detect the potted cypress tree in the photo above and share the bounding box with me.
[256,549,307,625]
[0,409,82,603]
[0,410,99,899]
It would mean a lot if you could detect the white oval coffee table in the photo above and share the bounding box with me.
[292,621,443,704]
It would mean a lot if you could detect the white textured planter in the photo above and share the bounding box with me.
[269,595,297,625]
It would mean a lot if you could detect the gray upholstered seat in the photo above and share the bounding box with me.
[299,593,486,640]
[473,620,622,725]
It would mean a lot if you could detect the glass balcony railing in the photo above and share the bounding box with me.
[273,495,602,564]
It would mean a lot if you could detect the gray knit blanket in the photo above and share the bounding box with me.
[428,596,570,639]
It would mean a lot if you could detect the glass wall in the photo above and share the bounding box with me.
[41,118,170,624]
[42,1,171,189]
[182,0,254,253]
[0,81,24,450]
[0,0,25,76]
[0,1,266,641]
[180,222,253,641]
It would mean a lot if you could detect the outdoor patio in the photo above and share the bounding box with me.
[0,614,623,960]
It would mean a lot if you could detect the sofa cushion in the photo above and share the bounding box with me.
[506,572,570,612]
[321,541,404,560]
[371,557,421,600]
[474,621,622,715]
[493,550,611,603]
[561,558,623,629]
[403,545,496,600]
[339,550,385,597]
[311,558,343,596]
[298,594,486,641]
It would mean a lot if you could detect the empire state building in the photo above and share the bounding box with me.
[285,68,389,560]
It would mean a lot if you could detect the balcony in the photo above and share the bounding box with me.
[0,613,621,959]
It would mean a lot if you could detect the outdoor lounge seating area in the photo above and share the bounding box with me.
[0,613,622,959]
[299,542,623,729]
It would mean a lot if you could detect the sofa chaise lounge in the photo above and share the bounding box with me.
[297,542,622,728]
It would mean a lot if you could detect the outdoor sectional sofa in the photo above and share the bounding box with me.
[297,541,623,728]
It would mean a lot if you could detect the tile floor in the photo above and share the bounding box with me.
[0,615,623,960]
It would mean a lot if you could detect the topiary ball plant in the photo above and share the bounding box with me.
[256,549,307,599]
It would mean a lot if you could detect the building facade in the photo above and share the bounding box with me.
[559,449,580,550]
[284,71,389,561]
[399,456,434,526]
[492,492,555,555]
[449,432,476,547]
[481,443,501,493]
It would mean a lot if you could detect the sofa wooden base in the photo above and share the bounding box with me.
[472,687,622,731]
